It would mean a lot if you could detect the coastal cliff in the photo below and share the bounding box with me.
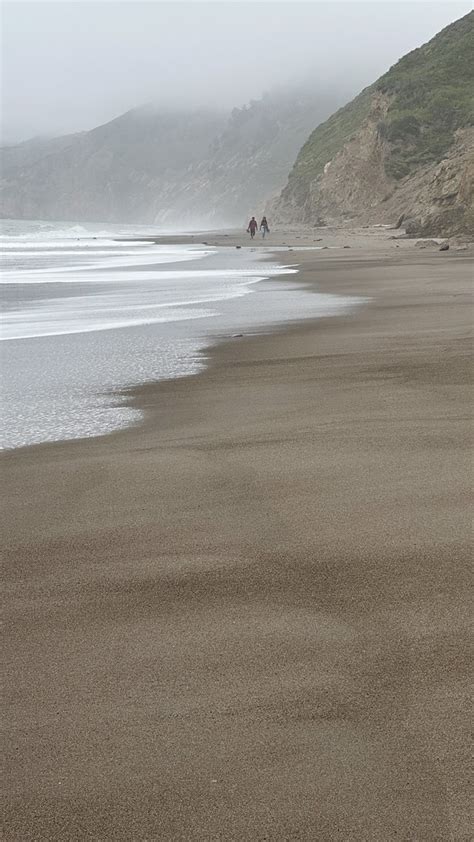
[271,12,474,238]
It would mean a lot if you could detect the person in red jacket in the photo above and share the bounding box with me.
[247,216,258,239]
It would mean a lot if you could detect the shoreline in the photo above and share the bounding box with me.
[3,235,473,839]
[1,239,362,454]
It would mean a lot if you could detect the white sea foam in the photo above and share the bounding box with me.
[0,239,147,249]
[0,220,168,241]
[1,240,215,278]
[0,219,364,449]
[1,271,296,340]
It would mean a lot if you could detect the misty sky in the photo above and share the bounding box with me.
[2,1,472,143]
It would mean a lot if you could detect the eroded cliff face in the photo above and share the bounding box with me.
[379,128,474,238]
[271,95,473,238]
[269,92,392,225]
[272,12,474,238]
[303,93,393,225]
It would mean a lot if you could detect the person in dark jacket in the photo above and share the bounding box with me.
[247,217,258,239]
[260,216,270,239]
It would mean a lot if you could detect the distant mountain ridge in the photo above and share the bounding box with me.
[1,133,85,171]
[0,88,346,226]
[0,107,226,224]
[271,12,474,238]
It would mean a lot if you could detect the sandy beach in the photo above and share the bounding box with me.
[2,232,473,840]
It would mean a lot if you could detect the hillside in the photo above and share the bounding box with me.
[0,107,226,224]
[0,88,345,226]
[272,12,474,237]
[152,89,342,226]
[1,133,85,171]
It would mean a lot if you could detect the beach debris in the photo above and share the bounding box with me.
[236,245,242,249]
[455,245,468,251]
[343,245,351,248]
[415,239,441,248]
[232,333,244,338]
[439,242,450,251]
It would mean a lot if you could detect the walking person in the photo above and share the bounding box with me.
[247,216,258,239]
[260,216,270,239]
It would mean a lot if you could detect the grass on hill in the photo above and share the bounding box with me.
[284,11,473,195]
[376,10,474,178]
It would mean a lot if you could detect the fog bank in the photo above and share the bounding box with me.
[2,1,471,142]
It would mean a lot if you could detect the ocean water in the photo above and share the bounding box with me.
[1,219,361,449]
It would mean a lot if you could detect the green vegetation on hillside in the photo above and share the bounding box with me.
[284,11,473,197]
[283,88,374,200]
[377,11,474,178]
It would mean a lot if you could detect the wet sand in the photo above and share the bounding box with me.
[2,236,473,840]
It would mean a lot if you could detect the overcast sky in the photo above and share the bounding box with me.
[1,1,471,143]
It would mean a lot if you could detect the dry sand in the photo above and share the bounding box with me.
[2,232,473,840]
